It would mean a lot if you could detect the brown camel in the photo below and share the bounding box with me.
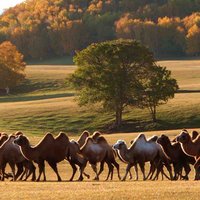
[66,139,89,181]
[14,132,69,181]
[0,135,36,181]
[157,134,195,180]
[176,130,200,180]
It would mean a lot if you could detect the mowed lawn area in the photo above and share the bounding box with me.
[0,130,199,200]
[1,60,200,134]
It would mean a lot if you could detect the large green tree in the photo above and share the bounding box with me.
[69,39,155,127]
[136,65,179,122]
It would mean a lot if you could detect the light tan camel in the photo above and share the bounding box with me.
[113,134,172,181]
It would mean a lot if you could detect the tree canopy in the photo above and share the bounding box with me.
[69,39,178,127]
[0,41,26,92]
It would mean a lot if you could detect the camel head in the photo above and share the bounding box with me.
[14,135,29,147]
[176,130,191,144]
[70,139,80,152]
[113,140,126,150]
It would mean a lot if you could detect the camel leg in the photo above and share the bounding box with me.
[165,162,173,180]
[105,163,114,181]
[112,160,121,180]
[194,162,200,180]
[15,163,24,180]
[37,160,45,182]
[98,161,105,178]
[91,164,99,181]
[83,172,90,179]
[68,160,77,181]
[19,169,26,181]
[134,164,139,181]
[122,163,133,181]
[1,163,7,181]
[183,163,191,180]
[47,161,61,182]
[129,171,132,180]
[139,162,146,181]
[146,162,155,180]
[77,160,88,181]
[29,163,36,181]
[9,162,16,181]
[25,163,36,181]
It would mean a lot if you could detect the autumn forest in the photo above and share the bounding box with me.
[0,0,200,60]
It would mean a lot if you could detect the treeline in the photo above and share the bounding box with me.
[0,0,200,60]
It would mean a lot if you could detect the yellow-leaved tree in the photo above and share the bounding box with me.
[0,41,26,94]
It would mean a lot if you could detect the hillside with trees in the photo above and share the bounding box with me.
[0,0,200,60]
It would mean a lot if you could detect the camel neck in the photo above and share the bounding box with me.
[118,146,131,163]
[161,142,174,158]
[181,140,198,157]
[19,144,37,162]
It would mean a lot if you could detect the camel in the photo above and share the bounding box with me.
[157,134,195,180]
[129,134,172,181]
[80,136,118,181]
[66,139,89,181]
[176,130,200,180]
[113,134,172,181]
[71,131,120,181]
[0,135,36,181]
[90,132,121,180]
[14,132,69,181]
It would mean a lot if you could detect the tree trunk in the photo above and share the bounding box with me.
[115,107,123,128]
[151,105,157,123]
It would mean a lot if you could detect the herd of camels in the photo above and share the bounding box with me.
[0,129,199,182]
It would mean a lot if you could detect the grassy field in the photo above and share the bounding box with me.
[1,60,200,134]
[0,130,199,200]
[0,61,200,199]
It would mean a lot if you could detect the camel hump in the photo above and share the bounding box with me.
[148,135,158,142]
[96,136,108,144]
[55,132,69,144]
[77,130,90,147]
[192,131,199,140]
[36,133,54,147]
[136,133,147,142]
[91,131,101,141]
[81,130,90,137]
[15,131,23,136]
[193,134,200,143]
